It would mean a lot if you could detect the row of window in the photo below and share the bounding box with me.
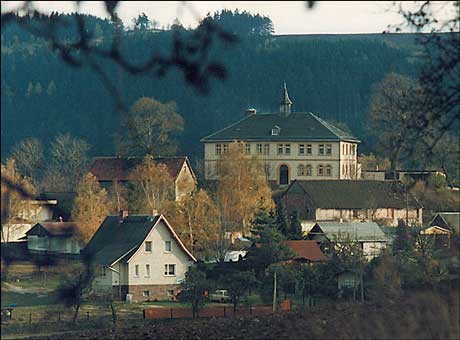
[98,263,176,278]
[133,263,176,278]
[145,240,171,252]
[297,164,333,177]
[215,143,335,156]
[342,144,356,156]
[143,289,175,297]
[342,163,356,177]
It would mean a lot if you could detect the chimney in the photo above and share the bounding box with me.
[119,210,128,222]
[246,108,256,116]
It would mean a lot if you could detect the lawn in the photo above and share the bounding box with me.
[1,291,60,308]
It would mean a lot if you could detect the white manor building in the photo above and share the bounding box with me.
[201,84,361,185]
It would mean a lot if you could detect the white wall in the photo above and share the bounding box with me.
[126,219,193,286]
[204,141,359,182]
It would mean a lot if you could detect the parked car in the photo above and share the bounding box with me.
[209,289,231,303]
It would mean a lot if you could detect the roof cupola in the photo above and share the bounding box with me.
[279,82,292,116]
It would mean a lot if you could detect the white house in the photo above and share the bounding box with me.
[83,212,196,302]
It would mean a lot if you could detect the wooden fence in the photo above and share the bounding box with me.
[143,305,284,320]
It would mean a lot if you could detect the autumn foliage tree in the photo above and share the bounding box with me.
[162,189,219,258]
[72,172,110,243]
[215,141,274,236]
[128,155,174,213]
[1,159,36,242]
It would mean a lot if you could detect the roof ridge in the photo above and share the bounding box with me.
[200,114,255,141]
[308,112,354,141]
[92,156,187,160]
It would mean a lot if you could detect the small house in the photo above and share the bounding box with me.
[307,221,388,260]
[83,212,196,302]
[89,156,197,201]
[25,222,83,255]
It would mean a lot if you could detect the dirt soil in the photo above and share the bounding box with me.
[21,290,460,340]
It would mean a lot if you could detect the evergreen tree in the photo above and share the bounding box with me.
[275,199,289,236]
[287,210,303,240]
[246,206,294,277]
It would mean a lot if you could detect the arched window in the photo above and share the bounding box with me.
[326,165,332,176]
[318,165,324,176]
[306,165,312,176]
[279,165,289,185]
[297,165,305,176]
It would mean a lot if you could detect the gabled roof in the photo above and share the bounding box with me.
[284,240,328,262]
[430,212,460,233]
[311,221,387,242]
[83,214,196,266]
[89,156,196,182]
[283,180,423,209]
[200,112,360,143]
[26,222,78,238]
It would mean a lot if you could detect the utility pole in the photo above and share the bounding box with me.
[406,188,409,227]
[272,272,277,313]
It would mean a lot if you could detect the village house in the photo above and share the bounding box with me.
[24,221,83,256]
[421,212,460,248]
[201,83,361,185]
[307,221,388,260]
[279,180,423,229]
[83,212,196,302]
[89,156,197,201]
[1,198,57,243]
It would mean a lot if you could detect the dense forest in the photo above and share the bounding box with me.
[1,12,425,162]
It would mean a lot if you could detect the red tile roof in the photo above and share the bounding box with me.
[284,240,328,262]
[89,156,191,181]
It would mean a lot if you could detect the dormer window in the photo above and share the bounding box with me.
[271,125,280,136]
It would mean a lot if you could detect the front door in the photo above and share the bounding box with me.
[279,165,289,185]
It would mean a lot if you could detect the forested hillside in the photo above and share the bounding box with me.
[1,13,424,161]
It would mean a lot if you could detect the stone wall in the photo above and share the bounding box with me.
[124,284,181,302]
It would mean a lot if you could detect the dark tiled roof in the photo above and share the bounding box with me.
[89,156,193,181]
[83,215,196,266]
[26,222,78,237]
[83,215,160,265]
[284,240,328,262]
[200,112,360,142]
[283,180,423,209]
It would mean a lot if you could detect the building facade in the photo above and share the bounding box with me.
[280,180,423,228]
[89,156,197,201]
[85,213,196,302]
[201,84,361,185]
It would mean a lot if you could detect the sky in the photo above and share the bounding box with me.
[1,1,456,34]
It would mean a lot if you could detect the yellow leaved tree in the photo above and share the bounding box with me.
[215,141,274,236]
[1,159,36,242]
[162,189,219,258]
[128,155,175,213]
[72,172,110,244]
